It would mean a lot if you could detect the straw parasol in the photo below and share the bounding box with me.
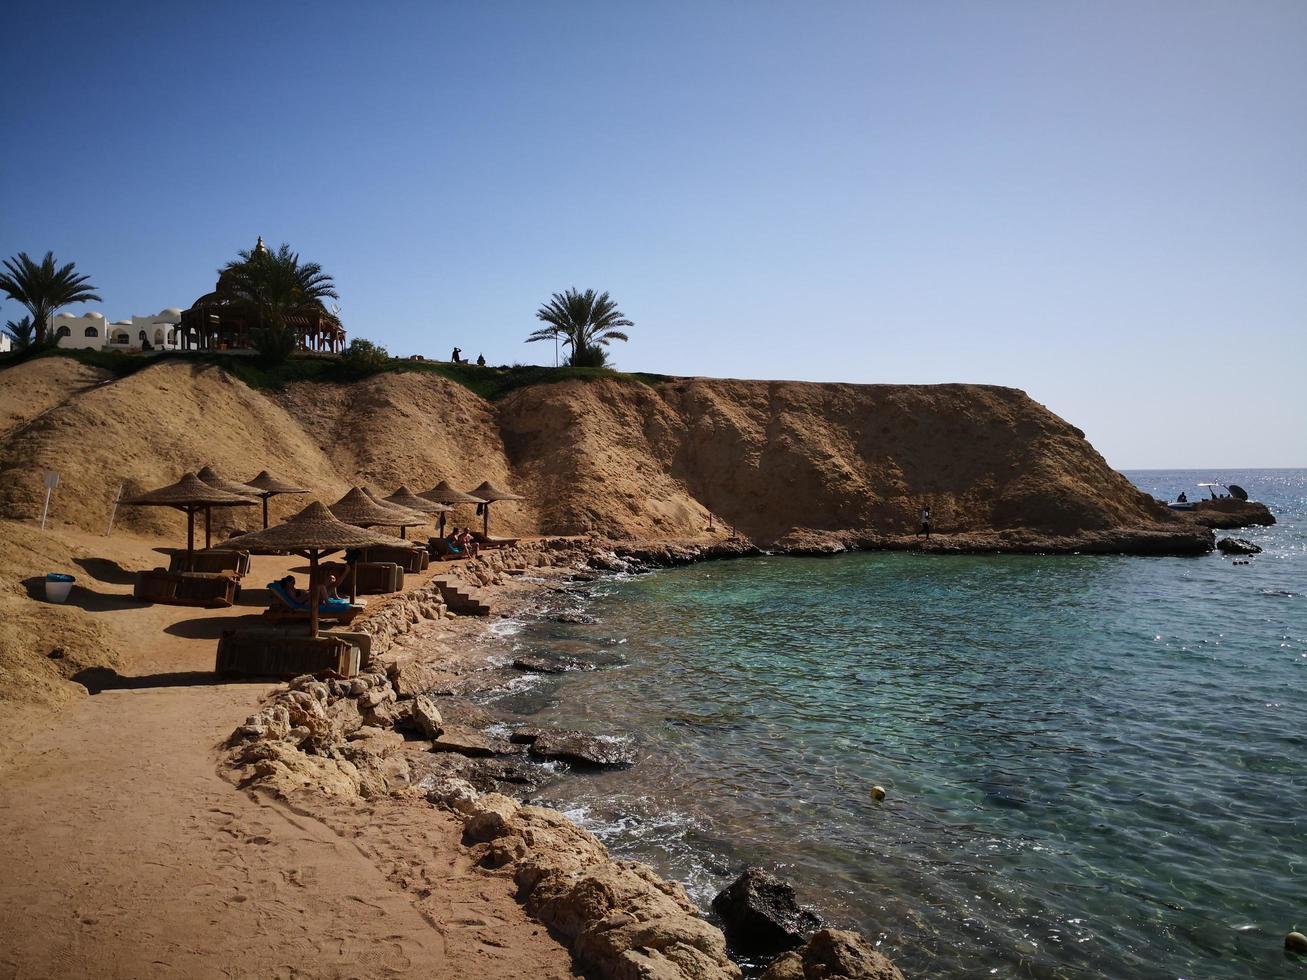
[466,480,524,537]
[123,473,255,570]
[243,470,310,529]
[419,479,485,537]
[220,501,410,636]
[361,487,429,539]
[385,485,452,537]
[196,465,261,546]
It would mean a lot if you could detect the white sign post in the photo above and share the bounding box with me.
[106,483,125,537]
[39,471,60,530]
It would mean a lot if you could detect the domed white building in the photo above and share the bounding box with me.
[49,307,183,352]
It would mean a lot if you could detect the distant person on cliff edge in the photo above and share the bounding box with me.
[476,353,486,367]
[917,506,932,538]
[451,347,463,363]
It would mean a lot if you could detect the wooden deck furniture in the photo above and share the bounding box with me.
[134,568,239,608]
[215,630,359,678]
[262,581,364,625]
[320,561,404,595]
[472,531,518,549]
[363,544,429,573]
[169,549,250,577]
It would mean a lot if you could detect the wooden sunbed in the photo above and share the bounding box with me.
[319,561,404,595]
[261,581,364,625]
[472,531,518,549]
[169,549,251,577]
[135,568,238,608]
[363,544,429,573]
[215,630,359,679]
[427,537,467,561]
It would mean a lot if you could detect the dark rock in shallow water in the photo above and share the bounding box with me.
[512,655,595,674]
[528,730,635,768]
[1216,537,1262,555]
[549,611,598,625]
[415,751,550,796]
[761,929,905,980]
[429,724,522,758]
[711,867,822,956]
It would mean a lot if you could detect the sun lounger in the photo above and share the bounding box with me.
[320,561,404,595]
[215,629,359,679]
[363,544,429,573]
[134,568,238,608]
[262,581,364,625]
[169,549,250,577]
[427,537,465,561]
[472,531,518,549]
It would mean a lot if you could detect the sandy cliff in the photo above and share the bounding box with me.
[0,357,1204,551]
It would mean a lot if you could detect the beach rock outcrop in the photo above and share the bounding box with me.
[712,867,822,955]
[528,730,636,768]
[760,929,905,980]
[455,792,741,980]
[1182,499,1276,530]
[513,655,595,674]
[1216,537,1262,555]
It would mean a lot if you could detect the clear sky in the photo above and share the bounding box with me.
[3,1,1304,468]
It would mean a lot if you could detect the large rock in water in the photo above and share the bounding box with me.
[528,730,635,768]
[1216,537,1262,555]
[711,868,822,955]
[760,929,905,980]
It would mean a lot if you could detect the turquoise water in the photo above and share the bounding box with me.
[487,470,1306,979]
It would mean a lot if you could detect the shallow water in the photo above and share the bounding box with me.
[484,469,1306,979]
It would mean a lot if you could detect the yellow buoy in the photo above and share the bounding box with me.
[871,785,886,802]
[1287,931,1307,954]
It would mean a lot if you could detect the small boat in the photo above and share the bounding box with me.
[1168,482,1249,510]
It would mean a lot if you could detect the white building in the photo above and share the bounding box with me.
[0,333,11,354]
[50,308,184,352]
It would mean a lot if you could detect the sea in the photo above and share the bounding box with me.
[480,469,1306,980]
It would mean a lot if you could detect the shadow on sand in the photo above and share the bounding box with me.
[73,557,140,586]
[22,578,142,612]
[72,666,271,694]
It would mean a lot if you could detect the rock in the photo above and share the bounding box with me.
[387,655,449,698]
[394,695,443,739]
[760,929,905,980]
[1287,931,1307,954]
[870,785,886,802]
[1216,537,1262,555]
[423,774,481,815]
[711,868,822,955]
[529,730,635,768]
[430,724,522,758]
[550,611,598,625]
[513,655,595,674]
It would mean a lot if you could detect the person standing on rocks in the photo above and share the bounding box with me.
[451,347,463,363]
[917,506,932,539]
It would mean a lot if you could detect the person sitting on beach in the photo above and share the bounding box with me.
[455,526,479,558]
[278,575,310,604]
[917,506,932,539]
[1177,491,1188,503]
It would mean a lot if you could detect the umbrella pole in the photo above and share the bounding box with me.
[204,506,212,549]
[400,526,407,540]
[186,507,195,571]
[438,512,446,538]
[262,495,270,530]
[309,551,320,638]
[483,502,490,538]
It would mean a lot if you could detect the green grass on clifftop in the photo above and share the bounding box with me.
[0,347,667,401]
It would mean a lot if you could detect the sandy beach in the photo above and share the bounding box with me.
[0,522,584,980]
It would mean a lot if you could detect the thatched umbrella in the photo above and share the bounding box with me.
[467,480,524,537]
[196,465,261,547]
[220,501,408,637]
[243,470,310,529]
[385,485,452,538]
[361,487,428,539]
[419,479,485,537]
[123,473,256,571]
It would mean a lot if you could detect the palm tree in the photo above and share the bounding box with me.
[3,315,37,351]
[217,242,338,363]
[527,288,632,367]
[0,251,101,342]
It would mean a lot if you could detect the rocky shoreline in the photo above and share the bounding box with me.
[219,509,1273,978]
[222,537,906,979]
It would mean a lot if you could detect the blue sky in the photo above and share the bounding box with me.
[3,1,1304,467]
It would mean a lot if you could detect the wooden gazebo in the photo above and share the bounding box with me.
[177,238,347,353]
